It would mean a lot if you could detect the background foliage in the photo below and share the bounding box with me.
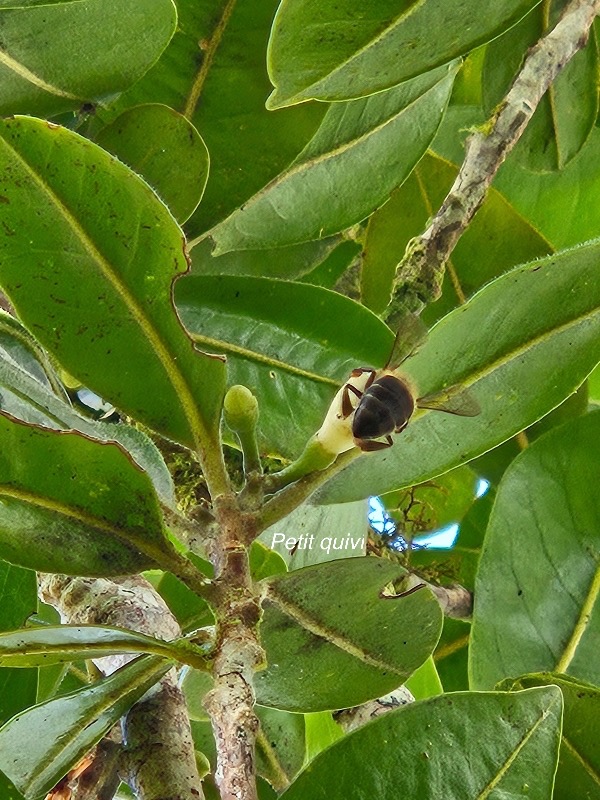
[0,0,598,798]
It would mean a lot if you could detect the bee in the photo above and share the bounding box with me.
[342,314,479,452]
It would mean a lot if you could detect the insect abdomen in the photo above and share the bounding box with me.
[352,375,414,439]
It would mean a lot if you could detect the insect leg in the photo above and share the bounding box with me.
[358,435,394,451]
[350,368,377,389]
[341,383,363,418]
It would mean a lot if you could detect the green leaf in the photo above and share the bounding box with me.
[303,712,343,763]
[96,104,209,223]
[500,673,600,800]
[209,65,457,252]
[266,0,541,107]
[250,541,288,581]
[434,617,471,693]
[280,688,562,800]
[0,562,38,735]
[404,656,443,700]
[483,0,599,172]
[0,116,226,451]
[361,152,552,320]
[317,240,600,503]
[190,235,342,281]
[0,0,177,117]
[89,0,326,237]
[0,655,171,800]
[150,571,213,633]
[175,275,392,458]
[0,414,178,577]
[473,383,589,487]
[470,410,600,689]
[0,309,68,400]
[259,500,368,569]
[591,362,600,403]
[0,562,37,633]
[255,557,443,712]
[0,311,176,506]
[0,772,25,800]
[0,625,197,668]
[256,706,306,789]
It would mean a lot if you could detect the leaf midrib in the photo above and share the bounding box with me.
[266,587,408,677]
[0,483,165,566]
[0,47,82,101]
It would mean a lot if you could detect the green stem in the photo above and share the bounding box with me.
[263,435,346,495]
[257,448,360,533]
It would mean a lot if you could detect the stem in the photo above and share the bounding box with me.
[203,492,264,800]
[385,0,600,322]
[257,449,360,533]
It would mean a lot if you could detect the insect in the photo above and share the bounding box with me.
[341,314,479,452]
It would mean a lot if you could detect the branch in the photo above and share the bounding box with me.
[386,0,600,321]
[39,574,204,800]
[334,686,415,734]
[203,492,264,800]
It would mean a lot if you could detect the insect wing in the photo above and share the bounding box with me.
[416,384,480,417]
[386,313,429,370]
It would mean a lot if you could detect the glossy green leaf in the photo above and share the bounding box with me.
[260,499,367,569]
[361,152,552,319]
[89,0,325,237]
[0,655,171,800]
[483,0,599,172]
[209,65,457,252]
[303,712,344,763]
[0,562,37,634]
[175,275,392,458]
[0,625,195,668]
[0,414,175,577]
[0,0,177,117]
[0,116,226,450]
[434,618,471,693]
[500,673,600,800]
[190,236,342,281]
[470,411,600,689]
[256,706,306,790]
[250,541,288,581]
[96,104,209,223]
[0,311,175,506]
[280,688,562,800]
[472,383,588,486]
[150,572,213,632]
[0,773,24,800]
[0,561,38,736]
[255,557,443,712]
[318,240,600,503]
[404,656,443,699]
[266,0,541,107]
